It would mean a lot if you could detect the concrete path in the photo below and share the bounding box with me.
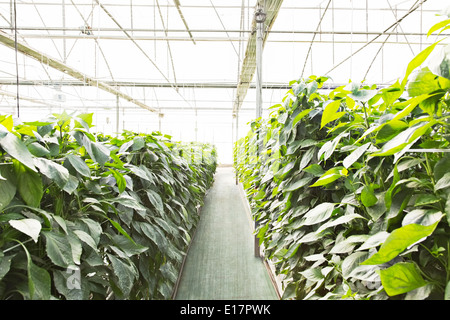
[174,166,278,300]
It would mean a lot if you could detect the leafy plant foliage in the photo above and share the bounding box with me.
[0,112,217,300]
[234,17,450,300]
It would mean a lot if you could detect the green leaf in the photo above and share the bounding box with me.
[9,218,42,243]
[66,154,91,177]
[293,109,312,127]
[27,142,50,157]
[371,121,434,157]
[19,242,51,300]
[342,251,380,282]
[0,164,17,211]
[0,251,12,281]
[310,167,348,187]
[302,202,335,226]
[109,169,126,193]
[435,172,450,192]
[34,157,70,189]
[407,67,442,97]
[343,142,371,169]
[357,231,390,251]
[321,100,345,129]
[361,185,378,207]
[110,194,147,212]
[111,234,148,257]
[284,176,313,192]
[445,281,450,300]
[376,120,409,143]
[427,18,450,36]
[429,43,450,80]
[349,89,378,102]
[316,213,365,234]
[146,189,164,214]
[362,220,441,265]
[402,209,444,227]
[67,230,82,265]
[401,40,442,88]
[303,164,325,176]
[14,161,43,208]
[43,231,75,268]
[132,136,145,151]
[0,125,37,172]
[392,93,438,121]
[107,254,137,298]
[73,229,98,251]
[253,189,266,200]
[107,217,137,245]
[379,262,427,296]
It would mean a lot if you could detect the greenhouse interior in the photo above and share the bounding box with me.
[0,0,449,302]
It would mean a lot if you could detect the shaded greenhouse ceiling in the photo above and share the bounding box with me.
[0,0,448,164]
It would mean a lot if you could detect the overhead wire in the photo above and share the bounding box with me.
[94,0,194,110]
[325,0,427,77]
[363,0,424,81]
[13,0,19,117]
[300,0,332,79]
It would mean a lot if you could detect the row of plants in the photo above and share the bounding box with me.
[0,111,217,300]
[234,16,450,299]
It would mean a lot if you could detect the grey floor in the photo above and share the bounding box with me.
[174,166,278,300]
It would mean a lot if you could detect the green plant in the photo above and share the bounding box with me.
[0,111,217,300]
[234,16,450,300]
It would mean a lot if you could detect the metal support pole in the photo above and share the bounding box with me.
[254,2,266,258]
[255,5,265,121]
[115,94,119,136]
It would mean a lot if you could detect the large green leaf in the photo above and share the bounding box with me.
[107,254,137,298]
[65,154,91,177]
[284,176,313,192]
[146,189,164,214]
[401,40,442,87]
[407,67,442,97]
[109,168,126,193]
[428,43,450,80]
[9,218,42,243]
[343,142,371,169]
[379,262,427,296]
[310,167,348,187]
[34,157,70,189]
[42,231,75,268]
[21,243,51,300]
[0,164,16,211]
[14,161,43,208]
[316,213,365,234]
[0,125,37,172]
[302,202,335,226]
[371,121,435,157]
[361,185,378,207]
[434,172,450,192]
[362,220,441,265]
[321,100,345,129]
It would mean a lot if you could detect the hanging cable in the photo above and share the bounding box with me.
[13,0,19,118]
[363,0,422,80]
[300,0,332,79]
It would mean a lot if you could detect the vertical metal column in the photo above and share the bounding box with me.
[115,94,120,136]
[254,2,266,258]
[255,4,265,121]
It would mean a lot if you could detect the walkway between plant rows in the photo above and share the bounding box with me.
[174,166,279,300]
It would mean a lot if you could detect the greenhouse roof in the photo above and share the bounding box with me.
[0,0,448,163]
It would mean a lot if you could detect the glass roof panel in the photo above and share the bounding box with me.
[0,0,448,163]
